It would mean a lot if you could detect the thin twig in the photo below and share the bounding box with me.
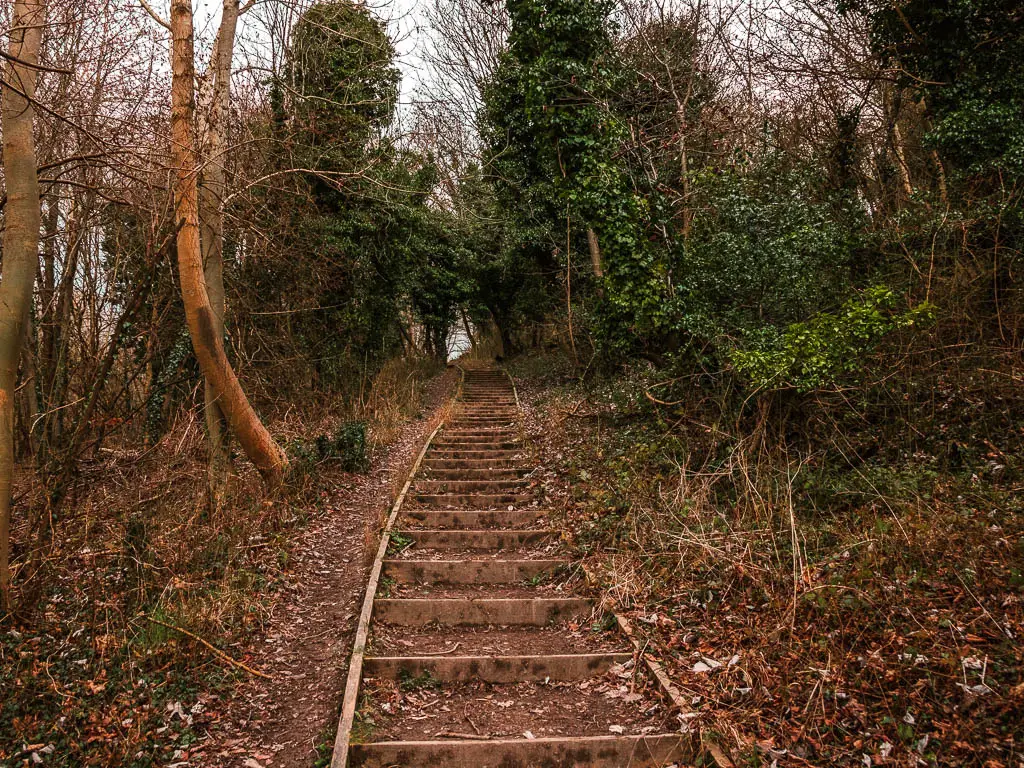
[143,615,273,679]
[421,642,461,656]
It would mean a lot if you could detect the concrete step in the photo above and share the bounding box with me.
[382,559,568,584]
[426,449,526,460]
[412,492,534,508]
[400,529,554,550]
[362,652,632,683]
[449,414,517,420]
[422,458,528,471]
[440,436,520,442]
[349,734,689,767]
[443,428,517,435]
[433,438,521,448]
[414,479,530,494]
[422,467,531,479]
[401,509,546,529]
[374,597,594,626]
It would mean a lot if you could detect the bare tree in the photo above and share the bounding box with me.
[0,0,45,609]
[197,0,243,507]
[165,0,288,485]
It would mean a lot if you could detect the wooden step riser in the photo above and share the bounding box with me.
[402,510,546,528]
[382,559,568,584]
[402,530,553,549]
[362,653,632,683]
[349,735,691,767]
[374,598,594,626]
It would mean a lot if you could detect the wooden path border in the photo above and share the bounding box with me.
[615,614,734,766]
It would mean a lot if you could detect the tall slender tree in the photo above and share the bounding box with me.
[198,0,242,508]
[0,0,45,609]
[166,0,288,486]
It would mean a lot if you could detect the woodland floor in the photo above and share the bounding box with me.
[6,354,1022,767]
[0,367,456,768]
[510,352,1024,768]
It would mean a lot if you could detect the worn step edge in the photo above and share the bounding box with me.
[415,479,530,489]
[413,493,535,508]
[349,734,692,768]
[422,461,530,471]
[374,597,594,626]
[421,468,532,478]
[382,559,568,584]
[427,447,526,454]
[363,652,632,683]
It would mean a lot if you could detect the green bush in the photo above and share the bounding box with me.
[729,286,935,391]
[330,420,370,472]
[287,420,370,477]
[679,163,864,339]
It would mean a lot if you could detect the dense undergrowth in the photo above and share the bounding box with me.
[0,356,444,767]
[512,344,1024,767]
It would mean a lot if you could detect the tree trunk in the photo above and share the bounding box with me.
[883,86,914,203]
[169,0,287,486]
[198,0,241,509]
[19,317,39,458]
[586,228,604,297]
[0,0,45,610]
[460,308,475,349]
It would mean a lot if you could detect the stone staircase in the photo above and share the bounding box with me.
[340,367,688,767]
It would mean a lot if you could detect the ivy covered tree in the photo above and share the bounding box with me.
[287,0,400,166]
[481,0,671,354]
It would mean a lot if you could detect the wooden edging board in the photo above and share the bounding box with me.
[329,419,450,767]
[504,367,521,410]
[614,613,735,768]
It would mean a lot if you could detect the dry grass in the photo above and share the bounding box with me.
[360,356,446,447]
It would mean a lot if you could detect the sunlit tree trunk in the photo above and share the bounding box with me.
[169,0,287,486]
[198,0,241,509]
[0,0,45,610]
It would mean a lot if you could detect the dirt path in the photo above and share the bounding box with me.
[194,370,456,768]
